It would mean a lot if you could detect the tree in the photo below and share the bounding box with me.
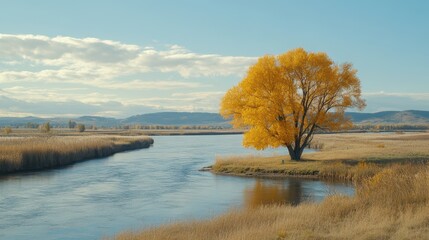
[3,127,12,135]
[68,120,77,129]
[220,48,365,160]
[76,124,86,132]
[40,122,51,133]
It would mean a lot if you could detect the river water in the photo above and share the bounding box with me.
[0,135,354,240]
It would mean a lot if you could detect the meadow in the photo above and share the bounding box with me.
[0,135,153,174]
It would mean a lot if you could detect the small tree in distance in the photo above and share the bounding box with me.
[3,127,12,135]
[76,124,86,132]
[68,120,77,129]
[220,48,365,160]
[40,122,51,133]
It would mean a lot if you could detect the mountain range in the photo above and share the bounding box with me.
[1,110,429,128]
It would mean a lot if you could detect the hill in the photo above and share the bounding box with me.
[1,110,429,128]
[122,112,228,126]
[346,110,429,124]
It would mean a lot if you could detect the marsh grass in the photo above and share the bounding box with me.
[0,136,153,174]
[113,165,429,240]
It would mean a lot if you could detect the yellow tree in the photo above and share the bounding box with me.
[220,48,365,160]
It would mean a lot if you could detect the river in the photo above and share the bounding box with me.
[0,135,354,240]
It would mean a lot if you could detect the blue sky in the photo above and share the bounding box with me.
[0,0,428,117]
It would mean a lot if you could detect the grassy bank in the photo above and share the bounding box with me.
[212,132,429,181]
[113,165,429,240]
[0,136,153,174]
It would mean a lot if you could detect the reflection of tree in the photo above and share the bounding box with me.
[243,180,303,208]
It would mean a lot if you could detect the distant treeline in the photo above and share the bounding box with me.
[12,122,229,130]
[121,125,227,130]
[7,122,429,131]
[19,121,96,130]
[352,123,429,131]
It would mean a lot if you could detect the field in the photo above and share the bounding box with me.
[0,135,153,174]
[212,132,429,181]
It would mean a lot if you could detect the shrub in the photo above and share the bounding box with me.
[3,127,12,135]
[40,122,50,133]
[76,124,86,132]
[68,120,77,129]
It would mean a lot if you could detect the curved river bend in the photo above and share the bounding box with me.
[0,135,354,240]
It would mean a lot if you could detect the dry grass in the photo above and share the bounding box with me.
[312,132,429,162]
[213,132,429,181]
[113,165,429,240]
[0,136,153,174]
[213,155,321,177]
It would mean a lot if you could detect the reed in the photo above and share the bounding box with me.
[0,136,153,174]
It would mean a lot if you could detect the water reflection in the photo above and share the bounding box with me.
[244,179,307,208]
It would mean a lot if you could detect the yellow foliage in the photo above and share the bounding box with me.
[220,48,365,160]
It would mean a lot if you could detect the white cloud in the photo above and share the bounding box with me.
[0,34,140,65]
[1,86,116,103]
[0,34,256,86]
[0,33,256,117]
[363,92,429,100]
[95,80,204,90]
[0,87,226,117]
[134,45,256,77]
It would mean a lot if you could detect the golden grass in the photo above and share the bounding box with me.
[0,136,153,174]
[113,165,429,240]
[212,132,429,181]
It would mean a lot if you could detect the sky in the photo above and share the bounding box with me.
[0,0,428,118]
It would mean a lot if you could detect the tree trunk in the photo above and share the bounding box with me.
[287,145,303,160]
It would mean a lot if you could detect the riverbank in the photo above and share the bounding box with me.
[0,136,153,174]
[114,164,429,240]
[212,132,429,182]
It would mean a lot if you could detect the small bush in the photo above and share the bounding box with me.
[68,120,77,129]
[3,127,12,135]
[76,124,86,132]
[40,122,50,133]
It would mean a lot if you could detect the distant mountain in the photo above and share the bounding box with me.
[76,116,119,127]
[0,116,121,128]
[346,110,429,124]
[1,110,429,128]
[0,116,46,127]
[122,112,229,126]
[0,112,230,128]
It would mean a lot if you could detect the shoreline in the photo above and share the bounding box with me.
[0,136,154,175]
[212,170,321,179]
[201,166,321,180]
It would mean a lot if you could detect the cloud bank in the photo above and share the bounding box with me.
[0,34,256,117]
